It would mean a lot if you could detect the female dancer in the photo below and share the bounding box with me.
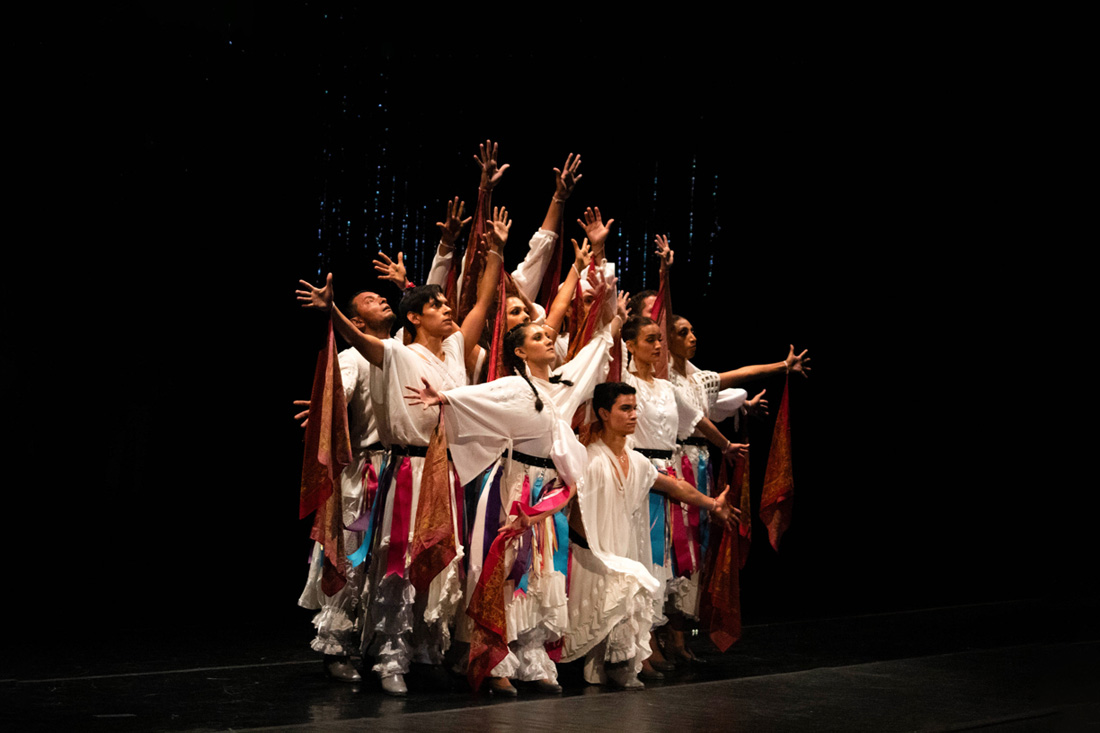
[405,288,624,695]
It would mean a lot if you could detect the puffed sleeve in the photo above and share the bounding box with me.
[510,229,557,301]
[442,377,542,485]
[552,325,613,418]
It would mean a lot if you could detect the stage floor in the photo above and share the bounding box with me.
[5,598,1096,732]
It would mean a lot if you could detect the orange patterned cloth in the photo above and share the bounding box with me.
[760,376,793,551]
[407,414,457,593]
[298,321,353,595]
[700,455,743,651]
[466,533,511,693]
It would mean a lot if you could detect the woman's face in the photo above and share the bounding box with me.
[627,323,663,367]
[639,295,656,319]
[667,317,697,360]
[505,296,530,331]
[515,324,554,366]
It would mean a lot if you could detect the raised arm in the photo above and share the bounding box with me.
[544,237,591,336]
[296,273,386,366]
[717,345,811,389]
[474,140,509,193]
[541,152,582,232]
[576,206,615,265]
[458,206,509,359]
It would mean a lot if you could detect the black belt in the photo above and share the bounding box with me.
[504,450,555,470]
[365,442,385,452]
[390,444,452,460]
[568,526,589,550]
[677,437,708,447]
[636,447,673,460]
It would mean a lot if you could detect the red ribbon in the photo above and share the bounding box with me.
[385,457,413,578]
[670,456,701,577]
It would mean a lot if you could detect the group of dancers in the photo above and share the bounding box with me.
[294,141,810,696]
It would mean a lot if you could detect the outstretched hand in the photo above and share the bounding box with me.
[617,289,630,321]
[437,196,473,247]
[577,206,615,249]
[553,152,582,200]
[297,273,334,311]
[712,485,742,529]
[403,377,446,409]
[786,345,811,378]
[722,441,749,459]
[474,140,510,190]
[745,389,769,418]
[654,234,674,270]
[373,251,408,288]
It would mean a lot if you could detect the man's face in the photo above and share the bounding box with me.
[668,317,697,360]
[351,292,394,332]
[601,393,638,436]
[410,294,454,337]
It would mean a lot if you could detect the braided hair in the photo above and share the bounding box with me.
[502,324,573,413]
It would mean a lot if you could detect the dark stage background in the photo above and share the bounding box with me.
[9,6,1073,669]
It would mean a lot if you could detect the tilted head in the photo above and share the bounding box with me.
[504,296,530,331]
[346,290,395,334]
[398,284,453,340]
[502,322,554,374]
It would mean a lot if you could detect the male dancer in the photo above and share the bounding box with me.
[295,291,395,681]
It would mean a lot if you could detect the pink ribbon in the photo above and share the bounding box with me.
[385,457,413,578]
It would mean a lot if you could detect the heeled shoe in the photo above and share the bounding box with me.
[324,655,362,682]
[531,678,562,694]
[380,673,408,696]
[487,677,518,697]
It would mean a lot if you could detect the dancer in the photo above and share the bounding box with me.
[562,382,738,689]
[296,206,510,695]
[294,290,396,681]
[404,280,622,695]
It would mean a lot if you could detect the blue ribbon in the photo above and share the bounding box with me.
[649,492,666,565]
[697,453,710,554]
[514,475,545,595]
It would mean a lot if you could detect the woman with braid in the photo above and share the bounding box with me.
[405,289,623,695]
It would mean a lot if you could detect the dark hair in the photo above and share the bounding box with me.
[622,316,657,368]
[627,290,658,317]
[398,284,444,339]
[622,316,656,343]
[502,323,572,412]
[669,313,688,331]
[345,290,372,319]
[593,381,636,416]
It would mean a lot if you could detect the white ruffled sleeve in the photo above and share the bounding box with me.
[510,228,557,301]
[442,377,542,485]
[552,326,613,418]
